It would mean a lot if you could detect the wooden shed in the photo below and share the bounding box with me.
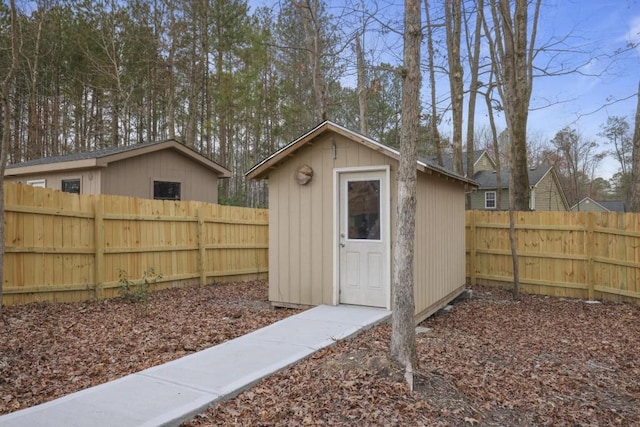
[5,140,231,203]
[247,121,476,322]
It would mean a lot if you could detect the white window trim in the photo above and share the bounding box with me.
[485,191,497,209]
[26,179,46,188]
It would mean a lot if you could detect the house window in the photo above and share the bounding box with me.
[347,180,380,240]
[26,179,46,188]
[154,181,181,200]
[62,179,81,194]
[485,191,496,209]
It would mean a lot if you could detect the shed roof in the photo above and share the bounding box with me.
[246,121,476,185]
[5,139,231,178]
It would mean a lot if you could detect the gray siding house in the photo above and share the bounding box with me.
[571,197,627,212]
[432,150,569,211]
[4,140,231,203]
[472,164,569,211]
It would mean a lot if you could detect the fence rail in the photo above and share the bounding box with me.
[466,210,640,304]
[2,183,268,305]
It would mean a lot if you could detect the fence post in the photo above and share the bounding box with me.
[586,212,595,300]
[197,205,207,287]
[469,211,477,287]
[93,197,105,300]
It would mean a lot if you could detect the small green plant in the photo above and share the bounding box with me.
[118,268,162,304]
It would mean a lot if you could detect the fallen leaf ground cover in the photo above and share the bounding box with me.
[0,280,295,415]
[185,287,640,426]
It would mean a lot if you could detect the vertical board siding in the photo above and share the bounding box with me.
[414,173,467,318]
[267,133,397,307]
[266,131,467,317]
[2,182,268,305]
[466,210,640,304]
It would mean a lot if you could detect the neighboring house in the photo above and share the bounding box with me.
[5,140,231,203]
[571,197,627,212]
[247,121,477,323]
[472,164,569,211]
[433,150,569,211]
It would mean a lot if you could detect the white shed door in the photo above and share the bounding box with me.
[338,170,389,308]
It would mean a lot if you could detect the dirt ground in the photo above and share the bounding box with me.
[0,280,295,415]
[1,282,639,426]
[183,287,640,426]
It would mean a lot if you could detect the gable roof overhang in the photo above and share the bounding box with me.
[5,139,232,178]
[246,121,477,186]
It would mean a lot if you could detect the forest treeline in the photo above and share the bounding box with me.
[0,0,638,207]
[0,0,410,206]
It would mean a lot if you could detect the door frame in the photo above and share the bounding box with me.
[332,166,391,309]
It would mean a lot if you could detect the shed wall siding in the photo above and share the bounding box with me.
[414,173,466,317]
[101,150,219,203]
[267,133,396,307]
[7,170,102,194]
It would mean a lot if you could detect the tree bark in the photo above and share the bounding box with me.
[294,0,328,121]
[628,81,640,211]
[355,31,368,136]
[485,83,502,209]
[423,0,442,165]
[445,0,464,175]
[486,0,542,211]
[464,0,484,190]
[391,0,421,390]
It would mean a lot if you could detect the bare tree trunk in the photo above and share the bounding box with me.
[445,0,463,175]
[355,31,368,135]
[294,0,328,121]
[391,0,421,390]
[464,0,483,208]
[166,2,177,140]
[485,0,541,210]
[485,84,502,209]
[423,0,442,165]
[26,16,43,158]
[508,156,520,300]
[629,81,640,211]
[0,0,19,317]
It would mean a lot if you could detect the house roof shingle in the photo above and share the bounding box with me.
[422,150,487,177]
[6,140,168,169]
[5,139,231,178]
[473,164,553,190]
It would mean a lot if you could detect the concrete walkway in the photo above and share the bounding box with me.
[0,305,390,427]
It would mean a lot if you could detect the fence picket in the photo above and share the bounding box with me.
[1,183,268,305]
[466,210,640,304]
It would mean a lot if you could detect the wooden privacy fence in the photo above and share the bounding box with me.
[466,210,640,304]
[3,183,268,305]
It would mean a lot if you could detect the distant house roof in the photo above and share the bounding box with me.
[5,139,231,178]
[473,164,554,190]
[571,197,627,212]
[424,149,491,177]
[598,200,627,212]
[246,121,477,186]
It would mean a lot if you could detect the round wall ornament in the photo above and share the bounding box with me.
[295,164,313,185]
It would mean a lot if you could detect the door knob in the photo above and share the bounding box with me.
[339,242,345,247]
